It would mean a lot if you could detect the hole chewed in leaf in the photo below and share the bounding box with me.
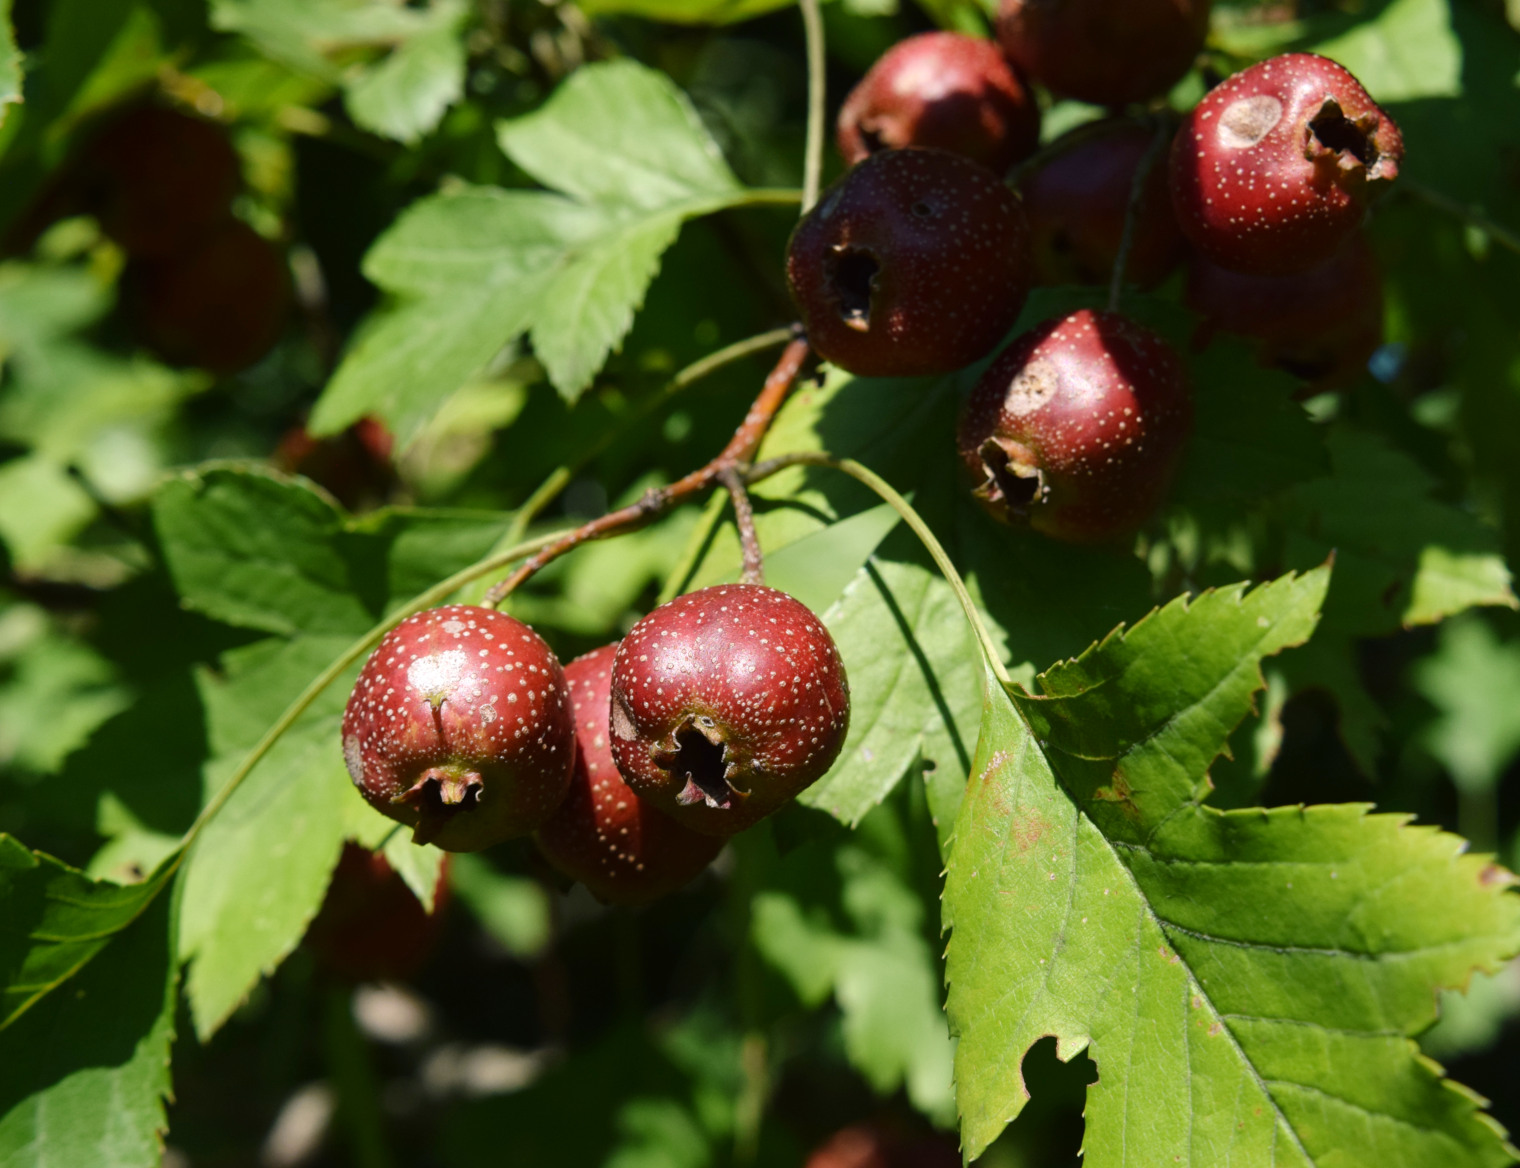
[826,248,880,333]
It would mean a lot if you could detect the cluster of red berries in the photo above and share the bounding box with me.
[340,586,850,905]
[786,6,1402,541]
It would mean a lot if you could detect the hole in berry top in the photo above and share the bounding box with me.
[826,248,880,333]
[1308,100,1376,165]
[978,438,1044,521]
[661,720,735,810]
[911,200,936,219]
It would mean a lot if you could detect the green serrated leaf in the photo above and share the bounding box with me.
[1310,0,1461,103]
[0,838,178,1029]
[1284,430,1516,635]
[945,568,1520,1163]
[211,0,428,80]
[800,557,980,838]
[0,893,177,1168]
[313,60,765,432]
[343,1,467,144]
[497,59,740,211]
[154,466,371,637]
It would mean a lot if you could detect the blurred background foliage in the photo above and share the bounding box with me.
[1,0,1519,1164]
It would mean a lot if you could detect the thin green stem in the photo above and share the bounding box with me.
[1108,115,1171,313]
[798,0,826,213]
[182,530,563,850]
[749,452,1011,687]
[1400,179,1520,258]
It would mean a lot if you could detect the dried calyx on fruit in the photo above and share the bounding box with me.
[998,0,1212,108]
[536,645,724,905]
[1019,118,1184,290]
[958,309,1192,542]
[305,843,451,983]
[1186,231,1383,392]
[786,148,1033,378]
[342,605,575,852]
[837,32,1040,175]
[609,585,850,837]
[1170,52,1403,276]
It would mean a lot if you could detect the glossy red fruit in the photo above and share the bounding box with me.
[1019,119,1184,290]
[536,645,724,905]
[1186,230,1383,391]
[84,105,242,258]
[342,605,575,852]
[998,0,1212,107]
[1170,52,1403,276]
[306,843,451,983]
[837,32,1040,175]
[786,148,1033,378]
[123,218,291,374]
[609,585,849,837]
[958,309,1192,542]
[804,1122,960,1168]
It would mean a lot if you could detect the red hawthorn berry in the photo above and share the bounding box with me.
[609,585,850,837]
[342,605,575,852]
[997,0,1213,108]
[535,645,724,905]
[837,32,1041,175]
[1169,52,1404,276]
[804,1122,960,1168]
[958,309,1192,542]
[1186,230,1383,391]
[786,148,1033,378]
[305,842,451,983]
[123,218,291,374]
[83,104,242,259]
[275,417,397,512]
[1019,118,1185,290]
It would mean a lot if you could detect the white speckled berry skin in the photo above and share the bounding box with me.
[536,645,723,905]
[837,32,1040,175]
[958,309,1191,542]
[786,148,1033,378]
[341,604,574,852]
[1170,52,1403,277]
[609,585,850,837]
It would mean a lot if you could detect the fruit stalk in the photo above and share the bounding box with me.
[484,336,811,606]
[1108,115,1172,312]
[720,466,766,585]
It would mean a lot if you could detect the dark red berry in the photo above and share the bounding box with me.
[786,148,1033,378]
[804,1122,960,1168]
[837,33,1040,175]
[342,605,575,852]
[84,104,242,258]
[536,645,724,905]
[1169,52,1403,276]
[305,843,451,983]
[609,585,849,837]
[123,218,291,374]
[998,0,1212,107]
[276,417,397,512]
[958,309,1192,542]
[1186,230,1383,391]
[1019,118,1184,290]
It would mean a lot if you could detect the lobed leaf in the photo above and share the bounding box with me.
[944,568,1520,1163]
[0,895,178,1168]
[312,60,758,434]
